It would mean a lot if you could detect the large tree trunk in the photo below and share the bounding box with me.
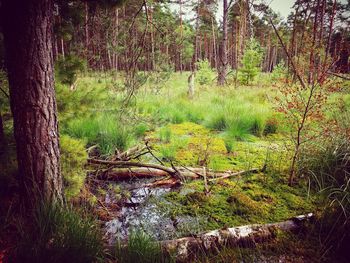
[1,0,63,206]
[217,0,228,86]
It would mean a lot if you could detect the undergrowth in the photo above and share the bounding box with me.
[11,202,104,263]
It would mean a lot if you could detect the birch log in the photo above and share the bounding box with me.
[161,213,314,262]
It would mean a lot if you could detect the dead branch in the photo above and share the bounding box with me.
[113,145,147,161]
[142,178,182,188]
[91,167,169,180]
[269,18,307,89]
[88,158,177,176]
[328,71,350,81]
[208,168,259,182]
[89,165,260,183]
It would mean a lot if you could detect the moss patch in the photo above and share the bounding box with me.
[163,172,315,231]
[149,122,289,172]
[60,135,88,199]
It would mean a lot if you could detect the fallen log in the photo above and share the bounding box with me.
[160,213,314,262]
[88,158,177,176]
[92,167,170,180]
[88,160,260,182]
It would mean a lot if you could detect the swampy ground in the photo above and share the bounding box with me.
[60,73,320,242]
[1,72,349,262]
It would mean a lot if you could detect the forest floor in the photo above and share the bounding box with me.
[66,72,322,260]
[2,72,348,262]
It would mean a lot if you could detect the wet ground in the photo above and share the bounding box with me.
[103,178,205,244]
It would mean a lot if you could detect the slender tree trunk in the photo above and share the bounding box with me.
[192,0,200,72]
[211,16,217,70]
[85,1,89,63]
[115,7,119,71]
[2,0,63,205]
[308,0,321,85]
[217,0,228,86]
[149,5,155,70]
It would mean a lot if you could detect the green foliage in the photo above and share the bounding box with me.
[205,112,228,131]
[0,70,9,111]
[60,135,87,199]
[205,101,272,140]
[300,135,350,214]
[13,202,104,263]
[271,60,287,83]
[55,55,86,86]
[65,115,133,155]
[223,137,234,153]
[196,59,215,85]
[148,64,173,94]
[159,126,172,143]
[114,230,170,263]
[134,123,149,138]
[264,116,279,135]
[239,39,264,85]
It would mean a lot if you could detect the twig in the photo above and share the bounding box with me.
[209,168,259,182]
[0,86,9,99]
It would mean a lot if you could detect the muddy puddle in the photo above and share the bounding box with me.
[103,178,206,244]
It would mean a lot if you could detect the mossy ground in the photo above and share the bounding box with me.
[145,121,314,232]
[149,122,290,171]
[161,172,314,231]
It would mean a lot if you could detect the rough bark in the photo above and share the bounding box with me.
[1,0,63,205]
[161,213,314,262]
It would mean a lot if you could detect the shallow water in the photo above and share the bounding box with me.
[104,179,203,244]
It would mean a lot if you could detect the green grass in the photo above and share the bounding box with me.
[114,230,172,263]
[57,72,282,155]
[12,202,104,263]
[65,115,133,155]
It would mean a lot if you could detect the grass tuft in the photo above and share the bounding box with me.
[12,202,104,263]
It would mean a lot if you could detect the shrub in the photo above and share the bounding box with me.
[55,54,86,86]
[196,59,215,85]
[238,39,263,85]
[271,61,287,83]
[60,135,87,199]
[264,116,279,135]
[12,202,104,263]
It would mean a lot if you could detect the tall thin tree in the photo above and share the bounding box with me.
[218,0,229,85]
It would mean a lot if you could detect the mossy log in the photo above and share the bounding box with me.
[160,213,314,262]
